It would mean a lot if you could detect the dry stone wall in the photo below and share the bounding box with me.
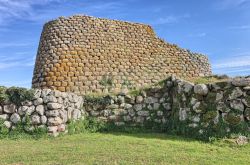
[1,77,249,138]
[32,15,211,95]
[83,77,250,139]
[0,89,83,136]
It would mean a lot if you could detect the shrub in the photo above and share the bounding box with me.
[0,116,47,140]
[67,117,106,134]
[0,119,9,136]
[5,87,34,105]
[99,74,114,91]
[0,86,8,104]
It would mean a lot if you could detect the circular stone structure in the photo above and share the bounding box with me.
[32,15,211,94]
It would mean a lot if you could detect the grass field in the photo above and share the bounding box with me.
[0,133,249,165]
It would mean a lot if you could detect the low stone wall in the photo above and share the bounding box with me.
[0,89,83,136]
[83,76,250,138]
[171,77,250,137]
[1,77,249,138]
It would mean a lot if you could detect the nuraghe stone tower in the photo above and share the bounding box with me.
[32,15,211,94]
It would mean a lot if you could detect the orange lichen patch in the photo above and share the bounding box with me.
[61,81,68,87]
[44,77,51,81]
[54,81,61,87]
[57,87,66,92]
[62,59,69,63]
[48,72,54,76]
[57,76,64,81]
[51,76,57,82]
[47,81,53,86]
[70,51,77,55]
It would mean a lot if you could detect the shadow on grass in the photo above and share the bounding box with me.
[99,131,201,143]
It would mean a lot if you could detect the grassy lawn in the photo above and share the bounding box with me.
[0,133,249,165]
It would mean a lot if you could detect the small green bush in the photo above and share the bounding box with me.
[0,119,9,136]
[5,87,34,105]
[0,116,47,140]
[0,86,8,104]
[67,117,106,134]
[99,74,114,91]
[84,95,112,106]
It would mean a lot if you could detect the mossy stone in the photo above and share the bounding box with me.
[224,113,241,125]
[215,81,230,89]
[244,108,250,121]
[205,92,216,104]
[245,95,250,106]
[203,111,217,123]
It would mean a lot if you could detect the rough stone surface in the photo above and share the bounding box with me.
[33,98,43,105]
[194,84,208,96]
[10,113,20,124]
[31,115,41,125]
[36,105,45,115]
[232,78,250,87]
[235,136,248,145]
[47,103,62,110]
[32,15,211,95]
[46,110,59,117]
[0,114,9,120]
[3,121,12,128]
[41,115,47,124]
[3,104,16,114]
[1,76,250,137]
[47,117,63,126]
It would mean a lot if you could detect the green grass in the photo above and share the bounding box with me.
[0,133,249,165]
[187,76,229,84]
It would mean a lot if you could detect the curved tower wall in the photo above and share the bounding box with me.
[32,15,211,94]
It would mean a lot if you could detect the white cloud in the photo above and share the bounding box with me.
[0,52,35,69]
[0,0,64,25]
[213,54,250,69]
[0,42,32,48]
[0,79,31,88]
[229,25,250,30]
[215,0,250,10]
[212,52,250,75]
[153,14,190,25]
[188,32,207,38]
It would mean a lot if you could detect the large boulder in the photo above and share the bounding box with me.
[0,114,9,120]
[230,99,244,111]
[10,113,21,124]
[135,96,144,103]
[26,106,35,115]
[33,89,42,99]
[3,104,16,114]
[183,81,194,93]
[18,106,29,116]
[47,117,63,126]
[232,78,250,87]
[33,98,43,105]
[31,115,41,125]
[229,87,243,100]
[3,121,12,128]
[47,103,62,110]
[36,105,45,115]
[41,115,47,124]
[45,110,59,117]
[194,84,208,96]
[244,108,250,121]
[235,136,248,145]
[43,95,57,103]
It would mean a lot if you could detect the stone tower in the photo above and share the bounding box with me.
[32,15,211,94]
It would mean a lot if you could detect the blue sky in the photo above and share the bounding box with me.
[0,0,249,88]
